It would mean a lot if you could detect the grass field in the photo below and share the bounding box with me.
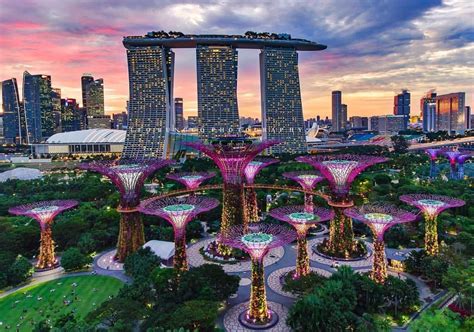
[0,275,123,331]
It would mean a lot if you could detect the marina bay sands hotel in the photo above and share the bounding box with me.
[122,31,327,158]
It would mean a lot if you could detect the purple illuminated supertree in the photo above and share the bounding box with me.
[425,148,442,178]
[283,171,324,213]
[9,200,78,270]
[400,194,465,255]
[244,158,279,223]
[297,154,388,257]
[139,196,219,271]
[80,158,173,262]
[166,172,215,191]
[443,150,462,179]
[456,153,472,179]
[344,204,417,283]
[218,223,295,327]
[186,138,279,254]
[269,205,334,278]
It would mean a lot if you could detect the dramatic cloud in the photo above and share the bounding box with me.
[0,0,472,118]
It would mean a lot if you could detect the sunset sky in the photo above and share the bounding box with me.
[0,0,473,119]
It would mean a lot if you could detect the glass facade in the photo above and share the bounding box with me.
[81,75,104,117]
[393,89,410,129]
[174,97,184,131]
[61,98,81,132]
[1,78,24,143]
[260,47,306,153]
[435,92,466,134]
[196,45,239,139]
[331,91,342,132]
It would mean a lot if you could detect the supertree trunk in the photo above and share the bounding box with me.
[116,210,145,262]
[449,163,457,180]
[371,239,387,284]
[295,232,310,278]
[249,258,269,323]
[245,187,259,223]
[219,182,244,255]
[304,194,314,213]
[328,207,355,258]
[174,231,188,272]
[429,160,436,178]
[37,223,56,269]
[458,164,465,180]
[425,216,439,256]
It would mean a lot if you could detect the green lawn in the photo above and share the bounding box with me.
[0,275,123,331]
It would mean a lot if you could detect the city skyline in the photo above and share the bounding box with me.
[0,0,472,119]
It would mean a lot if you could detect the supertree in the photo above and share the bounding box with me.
[283,171,324,213]
[443,150,462,180]
[218,223,295,327]
[139,196,219,271]
[244,158,279,223]
[166,171,215,191]
[80,158,173,262]
[425,148,442,178]
[9,200,78,270]
[344,204,417,283]
[400,194,465,255]
[456,153,472,179]
[186,138,279,254]
[269,205,334,278]
[297,154,388,257]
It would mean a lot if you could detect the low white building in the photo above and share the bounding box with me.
[143,240,176,266]
[0,167,43,182]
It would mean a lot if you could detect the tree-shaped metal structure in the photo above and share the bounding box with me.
[166,171,215,191]
[443,150,461,180]
[425,148,442,178]
[80,158,173,262]
[400,194,465,255]
[218,223,295,327]
[139,196,219,271]
[344,204,417,283]
[244,158,279,223]
[283,171,324,213]
[297,154,388,257]
[186,138,279,254]
[9,200,78,270]
[269,205,334,278]
[456,153,472,179]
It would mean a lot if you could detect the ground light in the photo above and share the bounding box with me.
[297,154,388,258]
[283,171,324,213]
[218,223,295,328]
[344,204,417,283]
[400,194,465,256]
[269,205,334,278]
[80,158,173,262]
[139,196,219,271]
[9,200,78,270]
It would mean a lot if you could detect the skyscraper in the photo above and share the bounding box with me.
[174,97,184,131]
[51,88,62,133]
[394,89,410,129]
[122,45,175,158]
[331,91,342,132]
[341,104,348,130]
[260,47,306,153]
[23,71,54,143]
[1,78,24,144]
[196,45,239,139]
[465,106,471,130]
[421,90,437,132]
[81,74,104,117]
[60,98,81,132]
[435,92,466,134]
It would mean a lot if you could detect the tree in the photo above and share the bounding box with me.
[77,233,97,254]
[61,247,91,271]
[86,297,143,329]
[374,174,391,186]
[123,247,161,279]
[7,255,33,285]
[383,276,419,317]
[409,309,461,332]
[391,135,409,154]
[166,300,219,331]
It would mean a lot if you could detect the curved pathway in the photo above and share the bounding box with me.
[308,237,374,268]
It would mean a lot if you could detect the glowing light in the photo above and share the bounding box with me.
[322,160,358,187]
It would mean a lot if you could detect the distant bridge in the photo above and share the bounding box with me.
[409,137,474,151]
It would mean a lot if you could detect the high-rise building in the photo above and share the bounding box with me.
[465,106,471,130]
[113,112,128,130]
[341,104,348,129]
[0,115,4,143]
[1,78,24,144]
[331,91,342,132]
[435,92,466,134]
[260,47,306,153]
[349,116,368,129]
[196,45,239,139]
[51,88,62,133]
[394,89,410,129]
[174,97,184,131]
[187,115,198,129]
[23,71,54,143]
[369,115,405,134]
[81,74,104,117]
[61,98,81,132]
[88,115,111,129]
[122,45,175,158]
[421,91,437,132]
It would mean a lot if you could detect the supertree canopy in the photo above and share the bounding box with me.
[269,205,333,278]
[425,148,442,178]
[297,154,388,258]
[456,153,472,179]
[139,196,219,271]
[218,223,295,327]
[9,200,78,270]
[80,158,173,262]
[244,158,279,223]
[166,171,215,191]
[344,204,417,283]
[400,194,465,255]
[283,171,324,213]
[186,138,279,254]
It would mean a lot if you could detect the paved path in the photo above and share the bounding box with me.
[308,237,374,268]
